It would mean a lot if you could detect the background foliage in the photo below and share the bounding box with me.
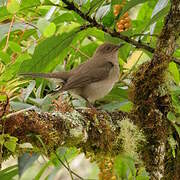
[0,0,179,179]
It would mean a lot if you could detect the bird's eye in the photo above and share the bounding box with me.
[106,46,111,51]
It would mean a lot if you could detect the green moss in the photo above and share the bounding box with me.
[115,118,146,160]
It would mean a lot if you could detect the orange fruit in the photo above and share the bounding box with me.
[123,12,129,18]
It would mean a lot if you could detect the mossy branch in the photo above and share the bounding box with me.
[1,109,130,158]
[130,0,180,179]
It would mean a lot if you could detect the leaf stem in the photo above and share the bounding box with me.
[54,151,84,180]
[3,15,15,52]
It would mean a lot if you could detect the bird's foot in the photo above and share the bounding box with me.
[86,101,99,114]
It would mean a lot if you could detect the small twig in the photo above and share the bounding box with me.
[64,156,74,180]
[54,152,84,180]
[21,21,38,29]
[71,45,90,59]
[35,134,48,155]
[16,16,38,29]
[3,15,15,52]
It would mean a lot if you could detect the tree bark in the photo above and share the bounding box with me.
[130,0,180,179]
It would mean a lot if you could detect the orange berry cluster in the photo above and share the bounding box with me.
[113,4,124,17]
[116,12,131,32]
[113,0,131,32]
[113,0,126,17]
[98,157,116,180]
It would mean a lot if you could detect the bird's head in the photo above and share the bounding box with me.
[95,42,124,56]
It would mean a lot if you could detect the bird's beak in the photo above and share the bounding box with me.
[113,43,125,51]
[117,43,125,48]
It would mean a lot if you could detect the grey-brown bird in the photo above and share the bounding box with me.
[20,43,123,103]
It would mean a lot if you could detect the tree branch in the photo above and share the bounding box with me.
[1,109,128,159]
[61,0,154,53]
[61,0,180,65]
[130,0,180,179]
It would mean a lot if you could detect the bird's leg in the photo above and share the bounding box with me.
[84,98,99,114]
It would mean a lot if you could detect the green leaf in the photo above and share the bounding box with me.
[0,7,11,22]
[171,86,180,95]
[101,101,133,112]
[49,0,58,4]
[23,80,36,102]
[136,176,149,180]
[0,51,10,64]
[171,94,180,114]
[4,136,18,152]
[88,0,104,15]
[81,0,91,13]
[111,0,123,6]
[8,41,22,53]
[137,167,149,179]
[18,153,39,177]
[19,28,79,73]
[71,42,98,63]
[149,7,169,31]
[10,136,18,142]
[84,27,105,41]
[10,101,34,111]
[34,161,51,180]
[167,111,180,136]
[37,18,49,33]
[174,124,180,138]
[169,62,180,85]
[0,165,18,180]
[20,0,41,9]
[119,101,133,112]
[104,85,128,101]
[174,49,180,58]
[104,33,122,45]
[119,43,132,61]
[43,22,56,37]
[102,7,114,27]
[37,17,56,37]
[167,111,180,124]
[114,154,136,178]
[151,0,168,18]
[7,0,20,14]
[0,53,31,81]
[53,12,84,25]
[168,135,177,158]
[149,0,169,34]
[119,0,149,17]
[57,147,78,162]
[0,94,7,102]
[0,135,5,145]
[51,147,78,167]
[167,111,176,123]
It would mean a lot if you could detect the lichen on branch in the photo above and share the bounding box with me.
[1,108,131,159]
[130,0,180,179]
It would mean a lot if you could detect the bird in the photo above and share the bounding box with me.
[20,42,124,105]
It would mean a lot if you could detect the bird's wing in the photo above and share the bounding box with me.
[61,61,114,91]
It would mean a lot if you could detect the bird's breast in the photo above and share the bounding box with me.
[82,65,119,103]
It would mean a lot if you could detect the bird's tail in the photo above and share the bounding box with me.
[19,72,69,80]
